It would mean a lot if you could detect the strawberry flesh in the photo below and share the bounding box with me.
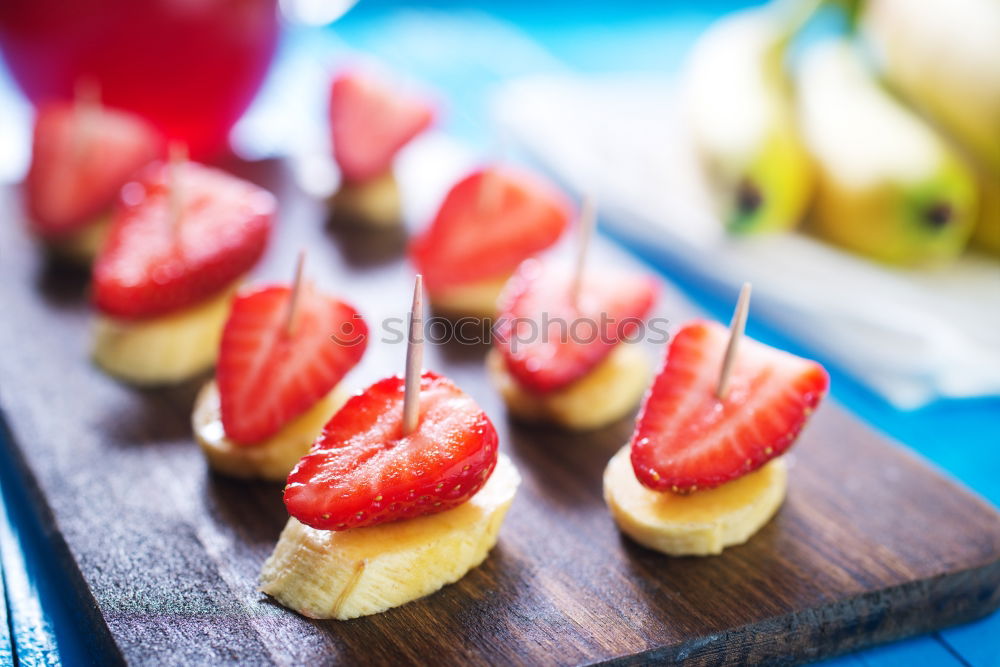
[217,284,368,444]
[495,259,658,393]
[630,320,828,493]
[27,102,163,239]
[93,161,274,319]
[330,67,435,184]
[410,168,572,291]
[285,372,499,531]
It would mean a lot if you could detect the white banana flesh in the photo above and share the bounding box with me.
[91,283,238,385]
[487,344,649,431]
[259,454,520,620]
[429,275,509,319]
[330,171,402,227]
[604,446,787,556]
[192,380,349,481]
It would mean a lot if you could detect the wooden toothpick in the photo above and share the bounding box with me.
[569,195,597,308]
[284,251,308,337]
[168,142,189,236]
[716,282,752,400]
[402,274,424,436]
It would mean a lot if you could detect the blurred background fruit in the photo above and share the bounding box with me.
[0,0,279,159]
[861,0,1000,174]
[861,0,1000,257]
[683,7,814,234]
[973,171,1000,254]
[796,40,977,265]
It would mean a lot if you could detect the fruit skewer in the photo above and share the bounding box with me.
[26,79,163,263]
[328,66,435,227]
[260,276,520,620]
[90,155,275,384]
[410,166,573,318]
[192,252,368,480]
[605,285,829,556]
[487,198,658,430]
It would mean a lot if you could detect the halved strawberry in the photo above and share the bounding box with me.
[284,372,499,531]
[93,161,274,319]
[27,102,163,239]
[410,168,572,291]
[630,320,829,493]
[330,67,435,184]
[217,284,368,444]
[495,259,657,393]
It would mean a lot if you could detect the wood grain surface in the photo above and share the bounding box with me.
[0,152,998,666]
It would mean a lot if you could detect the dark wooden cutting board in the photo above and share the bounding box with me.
[0,151,998,666]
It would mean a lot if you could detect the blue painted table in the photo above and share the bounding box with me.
[1,1,997,664]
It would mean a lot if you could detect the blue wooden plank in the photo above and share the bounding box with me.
[942,612,1000,667]
[856,636,968,667]
[0,488,60,665]
[0,422,121,666]
[0,495,12,667]
[815,651,871,667]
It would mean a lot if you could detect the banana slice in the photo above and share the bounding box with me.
[193,380,349,481]
[330,171,401,227]
[429,275,509,319]
[604,446,787,556]
[487,344,649,430]
[260,453,520,620]
[91,283,238,385]
[48,215,110,265]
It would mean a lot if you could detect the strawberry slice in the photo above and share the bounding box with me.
[217,284,368,444]
[284,372,499,531]
[27,102,163,239]
[630,320,829,493]
[93,161,274,319]
[495,259,658,393]
[330,67,435,184]
[410,168,572,291]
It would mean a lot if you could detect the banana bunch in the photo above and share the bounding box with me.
[683,8,814,234]
[684,0,997,264]
[861,0,1000,255]
[796,41,977,264]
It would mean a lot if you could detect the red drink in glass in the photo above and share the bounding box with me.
[0,0,280,158]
